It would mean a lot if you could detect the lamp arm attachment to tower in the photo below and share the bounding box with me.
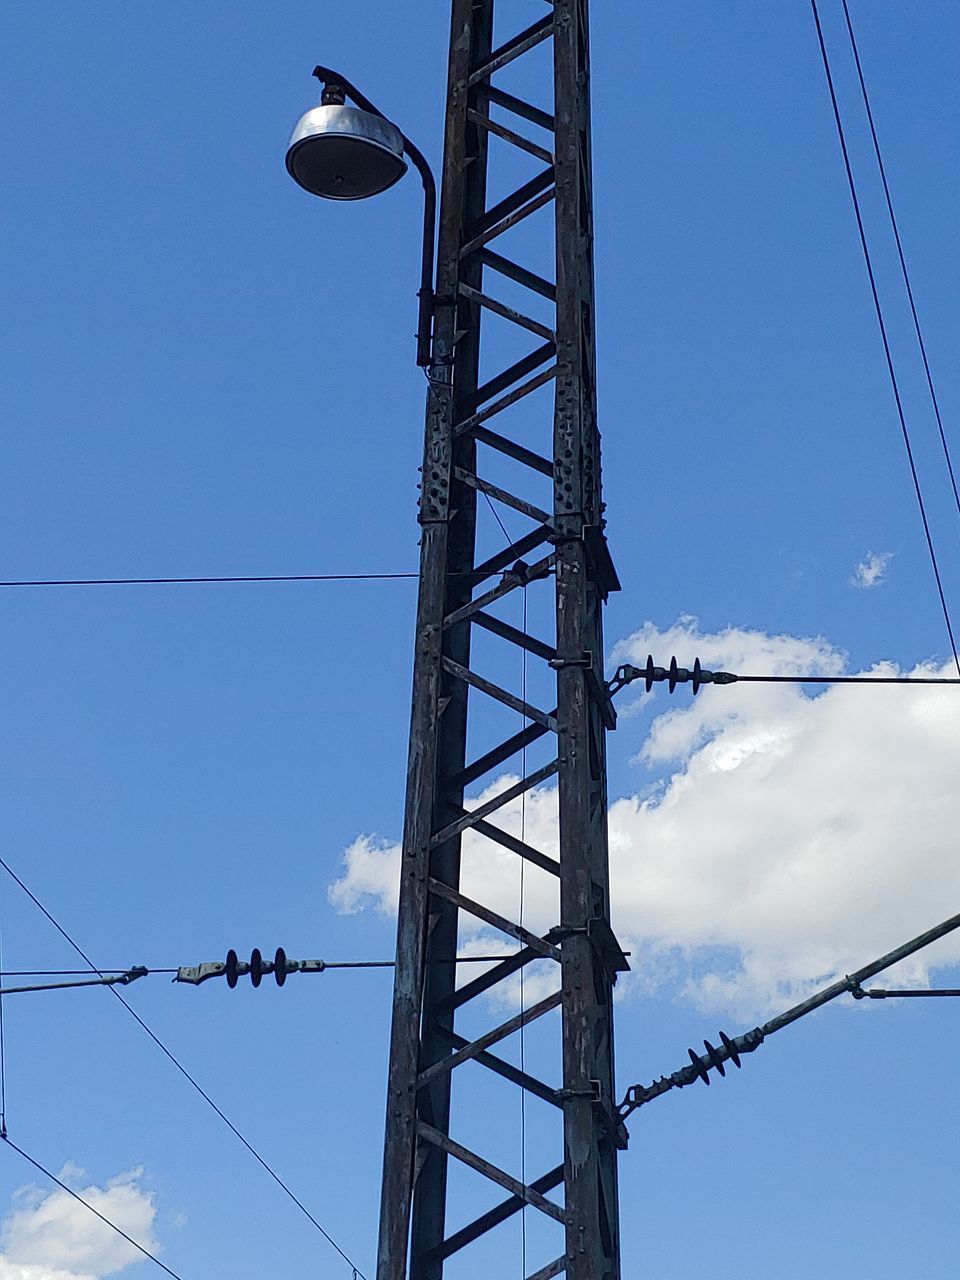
[312,66,437,367]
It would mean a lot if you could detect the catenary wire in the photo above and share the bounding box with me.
[0,566,526,589]
[0,969,178,976]
[735,673,959,684]
[842,0,960,528]
[0,573,418,588]
[810,0,960,677]
[0,957,524,980]
[0,881,8,1138]
[0,855,369,1280]
[2,1136,185,1279]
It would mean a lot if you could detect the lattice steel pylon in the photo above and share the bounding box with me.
[377,4,627,1279]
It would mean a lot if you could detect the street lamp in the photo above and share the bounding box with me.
[285,67,437,368]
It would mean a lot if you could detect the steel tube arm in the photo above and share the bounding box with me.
[313,66,437,366]
[0,967,148,996]
[620,906,960,1119]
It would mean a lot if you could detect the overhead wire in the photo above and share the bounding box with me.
[841,0,960,528]
[1,1136,185,1279]
[810,0,960,677]
[0,572,417,589]
[0,956,523,984]
[518,580,528,1279]
[0,968,178,976]
[0,854,369,1280]
[735,672,959,685]
[0,880,7,1138]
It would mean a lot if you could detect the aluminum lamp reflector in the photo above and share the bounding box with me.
[285,104,407,200]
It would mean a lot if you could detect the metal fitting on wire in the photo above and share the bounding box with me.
[175,947,316,988]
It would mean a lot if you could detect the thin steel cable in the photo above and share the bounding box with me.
[0,969,142,976]
[518,582,528,1278]
[0,968,179,976]
[842,0,960,527]
[735,672,960,684]
[0,881,8,1138]
[0,973,146,996]
[811,0,960,677]
[0,573,417,588]
[2,1136,185,1279]
[483,489,514,548]
[0,855,369,1280]
[0,957,518,978]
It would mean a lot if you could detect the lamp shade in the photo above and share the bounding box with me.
[285,104,407,200]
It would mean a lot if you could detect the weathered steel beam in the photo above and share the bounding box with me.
[417,989,562,1090]
[416,1122,567,1224]
[462,340,555,413]
[454,368,559,446]
[477,248,557,302]
[475,83,556,133]
[467,525,554,586]
[467,107,554,164]
[452,467,553,526]
[428,1166,565,1262]
[458,283,556,342]
[426,878,560,961]
[468,13,556,86]
[376,3,623,1277]
[443,553,555,628]
[429,759,560,846]
[432,945,541,1017]
[440,655,558,729]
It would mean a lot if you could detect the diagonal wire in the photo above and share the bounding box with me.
[483,489,515,548]
[0,855,369,1280]
[810,0,960,677]
[2,1136,185,1278]
[0,880,7,1138]
[841,0,960,526]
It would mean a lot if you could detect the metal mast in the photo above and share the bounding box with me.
[377,4,626,1278]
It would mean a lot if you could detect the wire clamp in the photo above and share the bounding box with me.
[549,651,593,670]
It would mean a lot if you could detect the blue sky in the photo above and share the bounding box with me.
[3,2,960,1278]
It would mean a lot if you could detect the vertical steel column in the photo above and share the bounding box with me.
[376,5,494,1277]
[552,3,622,1275]
[377,4,625,1279]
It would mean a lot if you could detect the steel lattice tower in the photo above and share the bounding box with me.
[377,4,627,1278]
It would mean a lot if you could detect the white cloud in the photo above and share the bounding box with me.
[0,1169,158,1280]
[850,550,892,588]
[329,617,960,1019]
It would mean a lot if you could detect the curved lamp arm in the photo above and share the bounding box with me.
[313,66,437,368]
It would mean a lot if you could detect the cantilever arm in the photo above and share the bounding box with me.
[313,66,437,367]
[619,906,960,1120]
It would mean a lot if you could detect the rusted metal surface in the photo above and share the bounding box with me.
[376,3,624,1277]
